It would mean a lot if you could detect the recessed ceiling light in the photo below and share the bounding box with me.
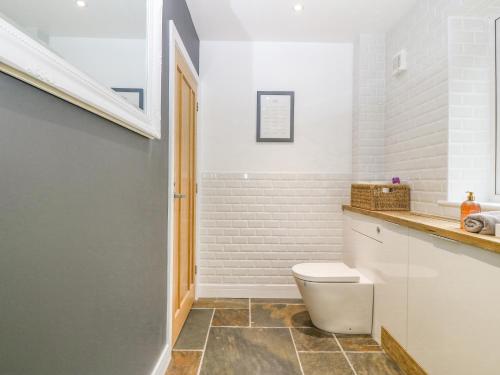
[76,0,87,7]
[294,3,304,12]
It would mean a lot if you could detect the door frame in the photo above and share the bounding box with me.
[167,20,200,347]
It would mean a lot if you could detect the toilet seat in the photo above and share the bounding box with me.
[292,263,360,283]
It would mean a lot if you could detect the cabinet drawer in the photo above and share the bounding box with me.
[350,213,383,242]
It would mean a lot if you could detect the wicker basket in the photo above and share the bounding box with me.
[351,184,410,211]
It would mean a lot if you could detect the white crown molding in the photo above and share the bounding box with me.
[0,0,162,139]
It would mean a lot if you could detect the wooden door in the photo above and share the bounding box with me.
[172,48,197,345]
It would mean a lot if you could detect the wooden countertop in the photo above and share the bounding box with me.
[343,205,500,254]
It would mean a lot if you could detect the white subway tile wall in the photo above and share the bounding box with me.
[198,173,351,285]
[461,0,500,17]
[352,34,386,182]
[384,0,499,215]
[385,0,453,215]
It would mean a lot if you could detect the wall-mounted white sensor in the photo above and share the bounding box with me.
[392,49,407,76]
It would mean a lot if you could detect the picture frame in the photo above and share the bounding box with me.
[257,91,294,142]
[112,88,145,110]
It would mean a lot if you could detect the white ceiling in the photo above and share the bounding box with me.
[186,0,418,42]
[0,0,146,38]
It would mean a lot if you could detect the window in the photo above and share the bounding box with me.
[496,18,500,196]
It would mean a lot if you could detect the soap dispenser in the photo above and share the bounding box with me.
[460,191,481,229]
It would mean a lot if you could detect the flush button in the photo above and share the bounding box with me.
[376,226,381,234]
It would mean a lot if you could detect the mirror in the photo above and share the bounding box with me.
[0,0,162,138]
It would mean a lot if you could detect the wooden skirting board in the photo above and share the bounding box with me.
[343,205,500,254]
[381,327,427,375]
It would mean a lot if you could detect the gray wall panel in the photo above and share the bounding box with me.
[0,0,199,374]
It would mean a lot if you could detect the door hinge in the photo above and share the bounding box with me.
[195,265,198,275]
[196,183,198,194]
[196,102,199,112]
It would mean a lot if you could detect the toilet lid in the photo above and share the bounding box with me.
[292,263,360,283]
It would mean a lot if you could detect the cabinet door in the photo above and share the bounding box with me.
[372,222,408,346]
[350,228,382,283]
[348,212,384,274]
[408,230,500,375]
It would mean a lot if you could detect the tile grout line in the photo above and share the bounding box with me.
[192,307,248,310]
[196,308,215,375]
[289,328,305,375]
[193,305,305,310]
[248,298,252,327]
[211,325,252,328]
[332,333,358,375]
[202,326,312,329]
[297,350,342,353]
[251,303,305,306]
[295,350,383,354]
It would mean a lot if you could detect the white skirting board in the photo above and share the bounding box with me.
[197,284,301,298]
[150,344,171,375]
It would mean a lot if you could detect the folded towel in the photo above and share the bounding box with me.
[464,211,500,235]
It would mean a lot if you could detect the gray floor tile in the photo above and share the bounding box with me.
[212,309,249,327]
[252,298,304,304]
[251,303,313,328]
[347,352,404,375]
[299,352,354,375]
[174,309,213,350]
[292,327,340,352]
[193,298,249,309]
[200,327,302,375]
[336,334,382,352]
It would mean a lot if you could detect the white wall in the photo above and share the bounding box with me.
[199,41,353,174]
[197,41,353,294]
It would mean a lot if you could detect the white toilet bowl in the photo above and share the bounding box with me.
[292,263,373,334]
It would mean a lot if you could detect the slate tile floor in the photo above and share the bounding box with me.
[166,298,404,375]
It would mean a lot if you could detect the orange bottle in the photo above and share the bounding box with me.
[460,191,481,229]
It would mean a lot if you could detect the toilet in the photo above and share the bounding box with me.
[292,263,373,334]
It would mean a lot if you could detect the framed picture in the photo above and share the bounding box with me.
[257,91,294,142]
[112,88,145,110]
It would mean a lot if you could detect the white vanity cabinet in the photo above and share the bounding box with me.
[407,230,500,375]
[344,210,500,375]
[344,212,409,346]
